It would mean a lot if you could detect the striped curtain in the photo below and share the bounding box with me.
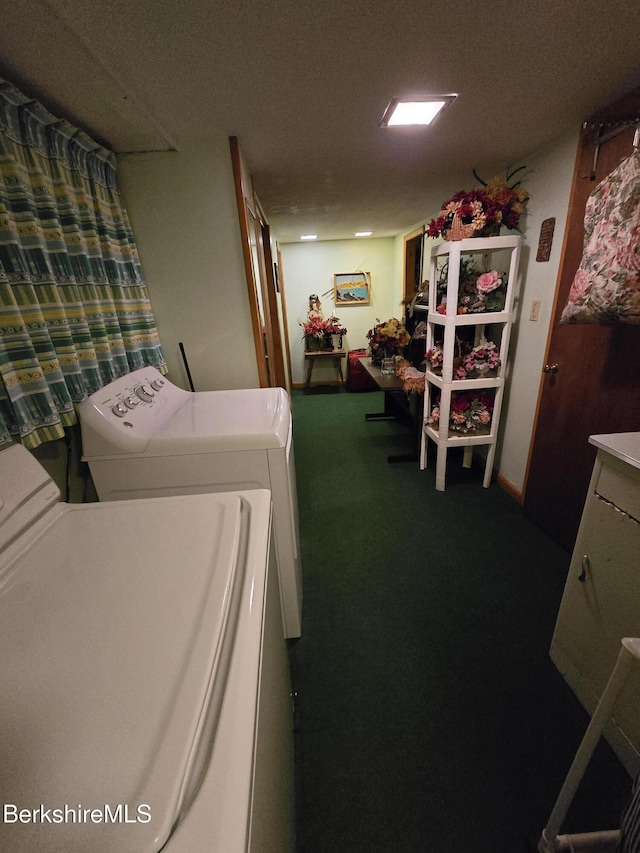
[0,79,166,448]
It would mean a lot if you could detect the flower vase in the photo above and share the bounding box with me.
[305,335,322,352]
[322,333,334,351]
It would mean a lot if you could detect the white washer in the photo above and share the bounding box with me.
[0,444,294,853]
[78,367,302,638]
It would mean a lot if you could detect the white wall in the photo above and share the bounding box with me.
[495,129,579,490]
[117,139,260,392]
[279,238,398,385]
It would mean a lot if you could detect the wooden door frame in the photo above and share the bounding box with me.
[255,200,287,389]
[402,225,425,307]
[230,136,269,387]
[276,243,294,390]
[521,135,584,500]
[230,136,288,389]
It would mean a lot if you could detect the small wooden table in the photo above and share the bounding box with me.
[304,349,346,393]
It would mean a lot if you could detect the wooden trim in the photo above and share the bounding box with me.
[259,217,287,388]
[521,131,583,500]
[277,244,294,390]
[496,472,523,504]
[402,225,425,306]
[229,136,269,387]
[292,380,343,389]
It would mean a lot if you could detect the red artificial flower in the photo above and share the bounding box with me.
[451,394,470,413]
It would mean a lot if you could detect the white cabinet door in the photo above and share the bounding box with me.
[552,490,640,771]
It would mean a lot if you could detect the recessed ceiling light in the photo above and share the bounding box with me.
[355,231,372,237]
[380,96,457,127]
[300,234,317,241]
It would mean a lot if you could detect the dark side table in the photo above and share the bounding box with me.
[358,357,422,463]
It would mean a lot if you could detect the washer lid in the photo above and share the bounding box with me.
[144,387,290,455]
[0,490,261,852]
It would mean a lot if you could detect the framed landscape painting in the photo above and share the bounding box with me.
[333,272,370,305]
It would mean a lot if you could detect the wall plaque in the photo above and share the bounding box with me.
[536,217,556,262]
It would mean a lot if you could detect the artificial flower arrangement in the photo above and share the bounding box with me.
[323,316,348,337]
[366,318,411,363]
[458,269,506,314]
[300,315,347,351]
[424,339,501,380]
[426,390,495,435]
[427,166,529,240]
[394,358,426,394]
[460,340,501,378]
[423,344,444,373]
[435,258,507,314]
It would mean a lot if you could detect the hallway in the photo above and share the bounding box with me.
[288,388,631,852]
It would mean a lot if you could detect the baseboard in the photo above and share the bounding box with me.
[496,472,523,504]
[292,381,344,389]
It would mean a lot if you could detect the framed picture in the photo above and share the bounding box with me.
[333,272,370,305]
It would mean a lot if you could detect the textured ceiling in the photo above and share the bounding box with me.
[2,0,640,243]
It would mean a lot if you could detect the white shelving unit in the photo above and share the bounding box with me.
[419,235,522,490]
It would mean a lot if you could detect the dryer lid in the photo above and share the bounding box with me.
[145,387,290,454]
[0,489,264,852]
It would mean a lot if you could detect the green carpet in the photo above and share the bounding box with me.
[288,388,631,853]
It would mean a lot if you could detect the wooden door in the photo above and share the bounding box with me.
[524,89,640,552]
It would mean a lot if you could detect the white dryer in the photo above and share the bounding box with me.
[78,367,302,638]
[0,443,294,853]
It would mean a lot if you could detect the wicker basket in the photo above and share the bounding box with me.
[443,213,476,241]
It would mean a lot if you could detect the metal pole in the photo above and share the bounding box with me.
[179,341,195,392]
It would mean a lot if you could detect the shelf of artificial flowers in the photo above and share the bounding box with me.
[419,171,527,491]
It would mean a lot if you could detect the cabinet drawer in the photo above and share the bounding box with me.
[595,459,640,520]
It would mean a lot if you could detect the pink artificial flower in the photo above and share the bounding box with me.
[478,392,495,410]
[476,270,502,295]
[479,410,491,425]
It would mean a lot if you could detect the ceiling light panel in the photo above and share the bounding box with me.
[380,96,457,127]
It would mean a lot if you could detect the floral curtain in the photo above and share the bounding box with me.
[0,79,166,448]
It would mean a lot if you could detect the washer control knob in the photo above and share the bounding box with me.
[150,379,164,391]
[135,384,155,401]
[123,395,139,409]
[111,402,128,418]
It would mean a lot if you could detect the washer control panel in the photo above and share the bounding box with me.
[109,377,166,417]
[78,367,190,455]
